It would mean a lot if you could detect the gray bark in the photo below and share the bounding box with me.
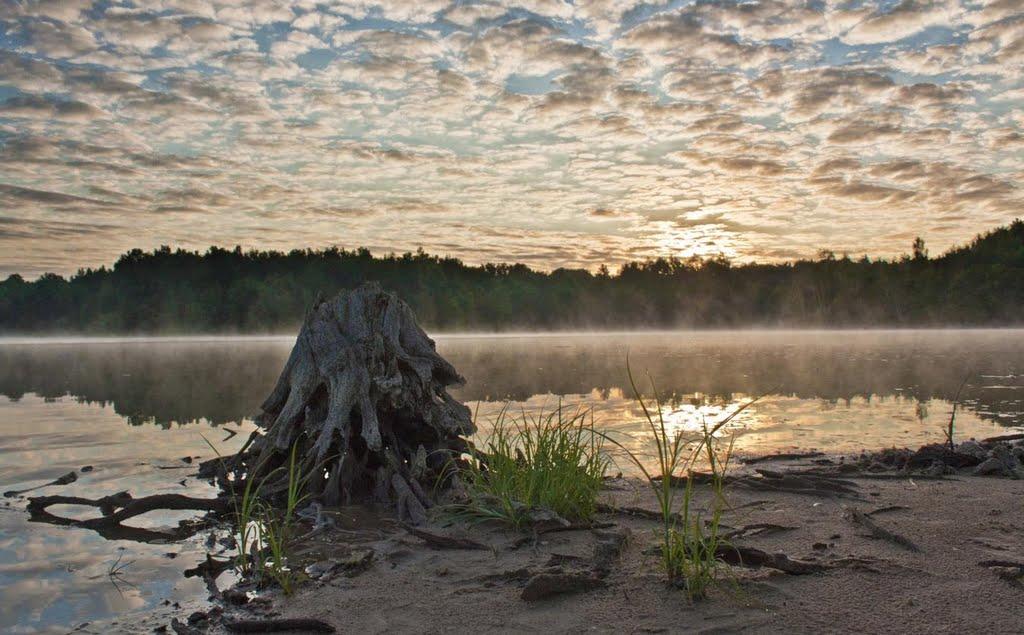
[221,282,473,519]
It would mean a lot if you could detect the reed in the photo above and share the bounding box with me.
[598,361,752,600]
[259,444,309,595]
[943,373,971,450]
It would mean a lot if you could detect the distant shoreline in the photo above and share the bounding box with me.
[3,221,1022,334]
[3,326,1024,344]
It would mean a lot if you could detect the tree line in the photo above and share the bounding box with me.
[1,220,1022,333]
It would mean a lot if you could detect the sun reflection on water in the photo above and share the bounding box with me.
[467,389,1016,476]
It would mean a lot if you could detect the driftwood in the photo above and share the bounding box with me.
[866,505,910,516]
[982,433,1024,443]
[652,469,861,498]
[979,559,1024,572]
[746,469,861,497]
[26,491,229,542]
[741,452,825,465]
[4,470,77,497]
[595,502,671,522]
[723,523,798,540]
[845,507,921,552]
[716,544,826,574]
[520,572,607,601]
[224,618,336,633]
[510,521,618,549]
[216,283,474,521]
[404,526,489,550]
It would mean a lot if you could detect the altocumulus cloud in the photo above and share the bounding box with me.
[0,0,1022,276]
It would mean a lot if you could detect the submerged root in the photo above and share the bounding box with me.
[26,492,229,542]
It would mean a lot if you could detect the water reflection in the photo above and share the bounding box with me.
[1,331,1023,632]
[0,396,249,634]
[0,331,1021,431]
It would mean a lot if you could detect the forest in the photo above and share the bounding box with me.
[1,220,1022,333]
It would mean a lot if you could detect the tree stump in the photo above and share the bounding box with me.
[222,282,474,523]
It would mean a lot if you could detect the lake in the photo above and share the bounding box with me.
[1,330,1023,632]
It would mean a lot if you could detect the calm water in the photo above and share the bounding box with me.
[1,331,1023,633]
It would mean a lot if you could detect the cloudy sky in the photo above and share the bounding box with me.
[0,0,1022,277]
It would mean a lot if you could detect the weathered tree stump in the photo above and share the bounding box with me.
[218,282,474,523]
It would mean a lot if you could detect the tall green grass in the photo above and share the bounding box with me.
[598,363,754,600]
[453,404,608,530]
[257,444,309,594]
[202,438,309,594]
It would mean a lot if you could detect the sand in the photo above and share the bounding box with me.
[219,462,1023,635]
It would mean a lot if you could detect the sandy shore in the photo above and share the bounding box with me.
[200,458,1023,635]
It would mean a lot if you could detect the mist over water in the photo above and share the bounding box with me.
[1,329,1022,432]
[1,330,1023,632]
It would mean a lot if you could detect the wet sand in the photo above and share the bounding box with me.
[221,463,1023,635]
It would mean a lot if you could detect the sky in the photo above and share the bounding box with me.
[0,0,1022,277]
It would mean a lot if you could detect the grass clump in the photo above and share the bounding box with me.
[454,404,608,530]
[599,363,755,601]
[257,444,309,595]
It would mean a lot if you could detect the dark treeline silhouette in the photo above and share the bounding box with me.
[1,220,1022,333]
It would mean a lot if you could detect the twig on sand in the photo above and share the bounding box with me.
[866,505,910,516]
[402,525,489,550]
[223,618,336,633]
[595,502,677,522]
[844,507,921,552]
[723,523,798,540]
[510,521,618,549]
[3,471,77,498]
[652,469,862,498]
[741,452,825,465]
[982,433,1024,443]
[715,544,826,575]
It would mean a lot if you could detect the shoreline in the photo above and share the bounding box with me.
[4,326,1024,345]
[162,439,1024,635]
[212,471,1023,635]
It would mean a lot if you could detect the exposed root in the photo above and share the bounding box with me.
[26,492,229,542]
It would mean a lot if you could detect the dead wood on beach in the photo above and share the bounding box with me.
[3,470,77,498]
[210,283,474,523]
[403,526,490,550]
[845,507,921,552]
[223,618,336,633]
[715,544,826,575]
[26,491,229,541]
[740,452,825,465]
